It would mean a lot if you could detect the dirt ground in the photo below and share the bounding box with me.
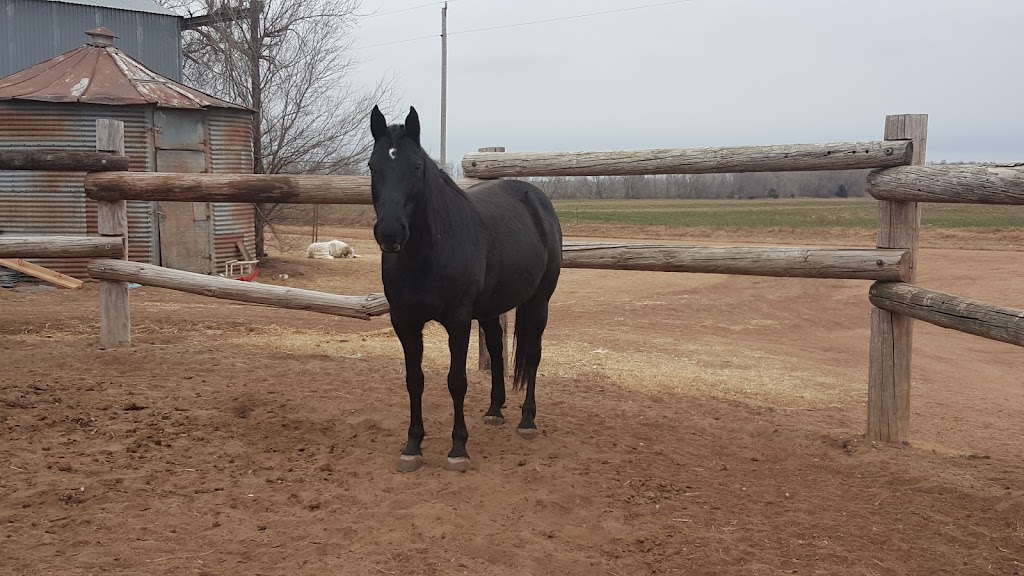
[2,224,1023,576]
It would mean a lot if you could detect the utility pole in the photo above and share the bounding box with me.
[440,1,447,168]
[249,1,267,256]
[249,1,262,175]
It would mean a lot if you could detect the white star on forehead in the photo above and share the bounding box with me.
[388,147,397,159]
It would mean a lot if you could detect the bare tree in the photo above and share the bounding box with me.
[161,0,398,256]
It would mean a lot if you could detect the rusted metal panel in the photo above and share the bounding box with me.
[154,109,206,151]
[0,31,245,110]
[154,146,210,274]
[211,203,255,275]
[0,101,157,277]
[208,109,256,273]
[208,110,254,172]
[0,171,89,275]
[158,201,211,274]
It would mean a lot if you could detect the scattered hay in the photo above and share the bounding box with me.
[211,323,859,410]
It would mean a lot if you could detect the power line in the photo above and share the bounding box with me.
[355,0,694,50]
[358,32,439,49]
[449,0,694,37]
[356,0,461,20]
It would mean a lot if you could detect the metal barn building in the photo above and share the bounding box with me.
[0,27,256,277]
[1,0,183,81]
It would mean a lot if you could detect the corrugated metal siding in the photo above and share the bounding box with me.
[46,0,177,17]
[208,109,255,274]
[0,101,157,277]
[1,0,182,81]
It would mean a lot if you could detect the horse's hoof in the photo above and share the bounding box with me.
[444,457,472,472]
[396,454,424,473]
[483,415,505,426]
[517,427,539,440]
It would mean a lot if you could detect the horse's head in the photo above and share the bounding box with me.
[368,105,424,253]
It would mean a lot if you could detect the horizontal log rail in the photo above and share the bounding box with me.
[85,172,485,204]
[462,140,914,178]
[868,163,1024,204]
[0,236,125,258]
[869,282,1024,348]
[561,242,910,281]
[88,260,391,321]
[0,150,130,172]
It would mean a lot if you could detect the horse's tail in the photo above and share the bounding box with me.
[512,311,528,391]
[511,297,549,393]
[511,307,529,393]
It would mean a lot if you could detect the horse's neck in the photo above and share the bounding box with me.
[410,167,478,251]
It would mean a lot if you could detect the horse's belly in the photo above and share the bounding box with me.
[474,268,543,319]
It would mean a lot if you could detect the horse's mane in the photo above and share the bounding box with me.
[384,123,473,242]
[421,151,474,241]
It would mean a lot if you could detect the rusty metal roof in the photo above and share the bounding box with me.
[0,28,248,110]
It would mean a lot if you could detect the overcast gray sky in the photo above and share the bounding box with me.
[350,0,1023,166]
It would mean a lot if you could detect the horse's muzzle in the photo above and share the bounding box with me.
[380,243,402,253]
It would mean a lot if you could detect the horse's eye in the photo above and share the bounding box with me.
[415,162,423,172]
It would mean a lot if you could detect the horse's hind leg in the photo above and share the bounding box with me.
[480,316,506,426]
[512,296,550,440]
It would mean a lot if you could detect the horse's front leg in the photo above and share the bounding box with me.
[393,316,426,472]
[441,316,473,471]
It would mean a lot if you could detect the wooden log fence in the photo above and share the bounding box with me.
[868,163,1024,204]
[561,242,909,281]
[0,149,130,172]
[94,119,132,349]
[0,236,125,258]
[462,140,914,178]
[12,112,1022,448]
[868,114,927,444]
[869,283,1024,348]
[88,259,390,321]
[85,172,484,204]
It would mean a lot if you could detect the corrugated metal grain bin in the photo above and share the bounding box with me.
[0,28,255,277]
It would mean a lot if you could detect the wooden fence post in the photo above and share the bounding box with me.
[475,146,510,372]
[868,114,928,443]
[96,119,131,349]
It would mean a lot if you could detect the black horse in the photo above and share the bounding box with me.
[368,105,562,472]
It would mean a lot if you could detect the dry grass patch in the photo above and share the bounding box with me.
[213,323,860,410]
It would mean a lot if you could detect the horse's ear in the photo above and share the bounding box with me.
[405,106,420,145]
[370,105,387,141]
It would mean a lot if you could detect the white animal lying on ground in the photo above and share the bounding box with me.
[306,239,359,259]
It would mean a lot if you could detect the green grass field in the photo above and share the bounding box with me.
[305,198,1023,231]
[552,199,1024,229]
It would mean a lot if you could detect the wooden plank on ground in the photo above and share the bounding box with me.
[236,240,253,261]
[0,258,83,289]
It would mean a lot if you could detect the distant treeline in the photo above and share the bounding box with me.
[524,171,867,200]
[483,160,985,201]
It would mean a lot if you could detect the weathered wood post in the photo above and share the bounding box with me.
[95,119,131,349]
[868,114,928,443]
[475,146,510,372]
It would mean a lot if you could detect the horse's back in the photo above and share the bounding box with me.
[467,179,561,254]
[465,179,562,316]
